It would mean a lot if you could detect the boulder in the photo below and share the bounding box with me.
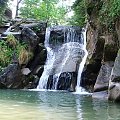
[24,75,39,89]
[108,50,120,101]
[21,27,39,50]
[27,47,47,71]
[47,72,77,91]
[20,22,47,43]
[32,65,44,78]
[0,64,25,88]
[94,62,114,92]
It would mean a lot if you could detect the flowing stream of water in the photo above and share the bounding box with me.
[37,26,88,92]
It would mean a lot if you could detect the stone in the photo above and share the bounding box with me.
[21,27,39,50]
[20,22,47,43]
[94,62,114,92]
[104,44,118,62]
[82,35,105,91]
[32,65,44,78]
[47,72,77,91]
[92,91,108,100]
[108,50,120,101]
[24,75,39,89]
[21,68,31,75]
[0,64,25,89]
[27,48,47,70]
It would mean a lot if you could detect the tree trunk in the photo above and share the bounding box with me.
[15,0,22,17]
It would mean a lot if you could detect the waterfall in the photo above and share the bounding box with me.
[37,26,88,92]
[76,28,88,93]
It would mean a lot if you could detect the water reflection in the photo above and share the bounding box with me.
[0,90,119,120]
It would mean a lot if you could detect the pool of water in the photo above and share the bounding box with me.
[0,90,120,120]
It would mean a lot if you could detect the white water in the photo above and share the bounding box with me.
[37,26,88,92]
[76,28,88,93]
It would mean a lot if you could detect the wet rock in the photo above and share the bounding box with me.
[48,26,82,46]
[108,50,120,101]
[0,19,47,89]
[57,72,77,91]
[24,75,39,89]
[81,37,105,91]
[32,65,44,78]
[21,27,39,50]
[94,62,114,92]
[92,91,108,100]
[0,64,25,89]
[0,64,40,89]
[47,72,77,91]
[27,48,47,71]
[20,22,47,43]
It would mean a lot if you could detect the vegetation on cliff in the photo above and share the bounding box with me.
[71,0,120,28]
[0,35,29,72]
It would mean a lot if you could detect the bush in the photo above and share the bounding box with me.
[0,35,32,72]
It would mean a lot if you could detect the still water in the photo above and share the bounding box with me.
[0,90,120,120]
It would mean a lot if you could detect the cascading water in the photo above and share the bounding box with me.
[37,26,88,92]
[76,28,88,93]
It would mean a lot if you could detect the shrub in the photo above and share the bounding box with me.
[0,36,33,72]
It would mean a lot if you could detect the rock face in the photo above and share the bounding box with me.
[81,34,105,91]
[108,50,120,101]
[21,27,39,49]
[0,18,47,89]
[94,62,114,92]
[0,64,25,88]
[47,72,77,91]
[83,0,120,101]
[37,26,86,91]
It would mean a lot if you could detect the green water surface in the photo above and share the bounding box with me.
[0,90,119,120]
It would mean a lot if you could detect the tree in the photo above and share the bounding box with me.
[68,0,87,27]
[15,0,23,17]
[20,0,67,25]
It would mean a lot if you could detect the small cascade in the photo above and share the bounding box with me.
[37,26,88,92]
[76,28,88,93]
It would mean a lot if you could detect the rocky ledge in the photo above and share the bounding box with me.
[0,18,47,89]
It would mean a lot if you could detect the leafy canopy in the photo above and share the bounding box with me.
[70,0,120,27]
[20,0,67,25]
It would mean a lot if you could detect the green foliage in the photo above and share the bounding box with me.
[6,34,18,48]
[0,38,27,72]
[69,0,87,27]
[20,0,66,25]
[70,0,120,27]
[0,40,13,71]
[0,0,8,24]
[99,0,120,24]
